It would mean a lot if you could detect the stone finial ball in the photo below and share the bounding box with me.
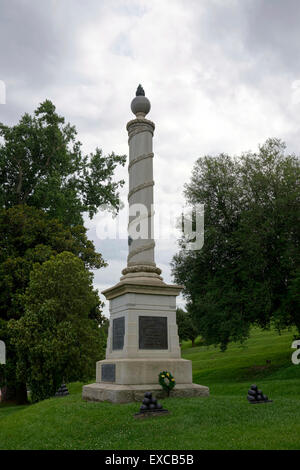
[131,95,151,117]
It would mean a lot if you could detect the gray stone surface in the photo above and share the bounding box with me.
[103,292,182,360]
[131,95,151,118]
[82,382,209,404]
[96,358,193,385]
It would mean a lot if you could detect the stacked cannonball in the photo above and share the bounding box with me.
[55,383,69,397]
[247,384,272,404]
[140,392,164,413]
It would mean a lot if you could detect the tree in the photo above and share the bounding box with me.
[8,252,105,403]
[172,139,300,351]
[0,99,125,402]
[0,100,126,226]
[0,205,105,403]
[176,308,199,346]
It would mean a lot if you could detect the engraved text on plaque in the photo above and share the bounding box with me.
[139,316,168,350]
[112,316,125,350]
[101,363,116,382]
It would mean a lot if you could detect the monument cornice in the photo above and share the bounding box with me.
[101,279,183,300]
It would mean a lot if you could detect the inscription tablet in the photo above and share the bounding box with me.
[139,316,168,350]
[101,363,116,382]
[112,316,125,350]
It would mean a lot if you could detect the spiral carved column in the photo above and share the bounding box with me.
[121,86,162,282]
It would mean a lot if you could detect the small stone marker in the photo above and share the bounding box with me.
[134,392,169,418]
[55,383,69,397]
[247,384,272,404]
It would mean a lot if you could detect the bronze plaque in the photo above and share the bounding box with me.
[112,317,125,350]
[101,363,115,382]
[139,316,168,350]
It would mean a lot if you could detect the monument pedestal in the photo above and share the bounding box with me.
[82,383,209,404]
[95,358,192,384]
[82,277,209,403]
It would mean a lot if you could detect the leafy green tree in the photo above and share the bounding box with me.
[0,99,125,402]
[0,100,126,226]
[172,139,300,351]
[176,308,199,346]
[9,252,105,403]
[0,205,105,403]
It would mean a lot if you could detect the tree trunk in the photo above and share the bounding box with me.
[1,382,28,405]
[16,382,29,405]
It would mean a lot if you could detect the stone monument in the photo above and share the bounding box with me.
[82,86,209,403]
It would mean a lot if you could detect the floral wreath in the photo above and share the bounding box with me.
[158,371,176,395]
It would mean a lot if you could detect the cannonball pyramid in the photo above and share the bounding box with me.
[247,384,272,404]
[55,383,69,397]
[136,392,169,416]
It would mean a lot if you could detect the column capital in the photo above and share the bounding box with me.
[126,118,155,141]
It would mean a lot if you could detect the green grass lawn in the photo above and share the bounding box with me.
[0,327,299,450]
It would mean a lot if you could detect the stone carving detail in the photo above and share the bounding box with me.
[127,241,156,262]
[127,260,157,267]
[128,181,154,201]
[122,264,162,275]
[136,84,145,96]
[128,152,154,171]
[127,119,155,141]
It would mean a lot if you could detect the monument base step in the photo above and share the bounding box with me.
[82,382,209,403]
[96,358,193,385]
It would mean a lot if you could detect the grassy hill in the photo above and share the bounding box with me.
[0,327,299,450]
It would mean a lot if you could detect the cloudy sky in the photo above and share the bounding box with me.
[1,0,300,315]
